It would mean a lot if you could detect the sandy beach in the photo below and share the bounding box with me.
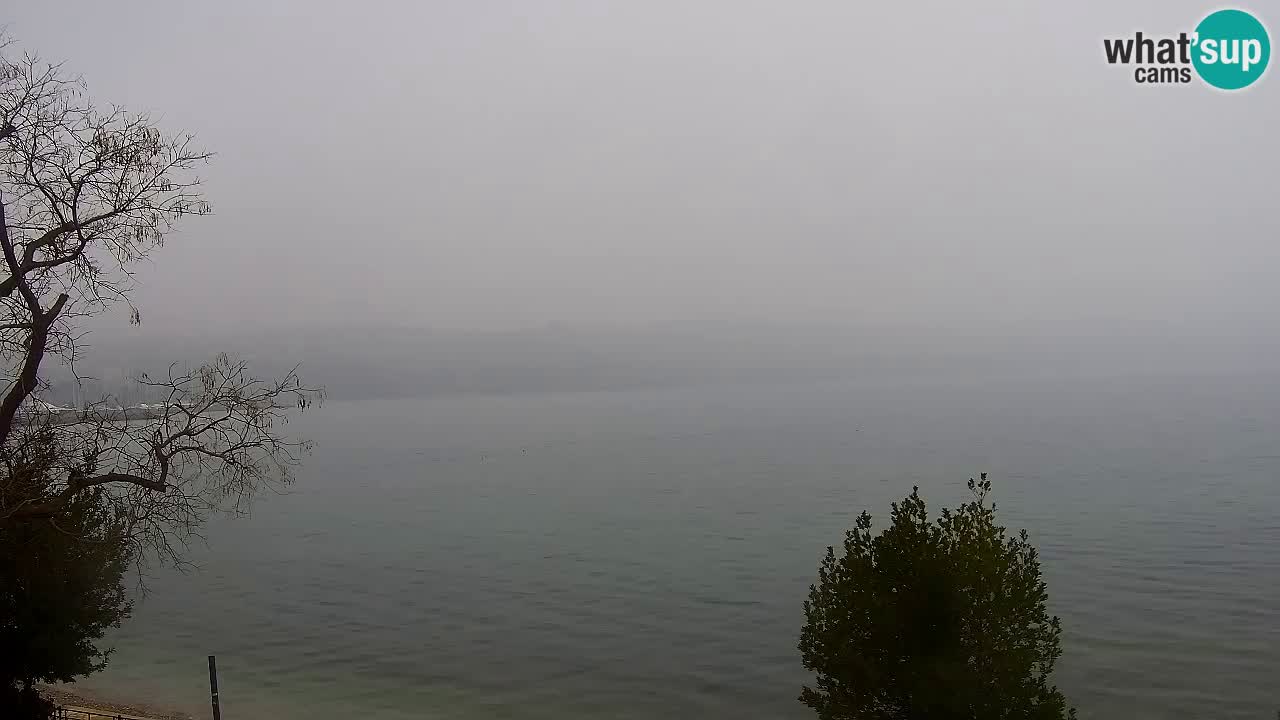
[39,686,193,720]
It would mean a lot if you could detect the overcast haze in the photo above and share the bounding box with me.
[6,2,1279,390]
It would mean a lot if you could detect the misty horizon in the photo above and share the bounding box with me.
[7,1,1278,360]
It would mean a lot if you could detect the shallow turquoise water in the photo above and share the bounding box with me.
[72,372,1280,719]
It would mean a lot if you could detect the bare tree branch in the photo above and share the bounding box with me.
[0,38,320,571]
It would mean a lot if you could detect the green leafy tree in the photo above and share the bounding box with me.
[799,474,1075,720]
[0,429,132,719]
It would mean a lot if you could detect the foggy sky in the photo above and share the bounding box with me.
[6,2,1279,356]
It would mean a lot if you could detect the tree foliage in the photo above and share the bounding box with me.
[0,35,321,712]
[799,475,1075,720]
[0,429,131,719]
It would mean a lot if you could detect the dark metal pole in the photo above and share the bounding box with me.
[208,655,222,720]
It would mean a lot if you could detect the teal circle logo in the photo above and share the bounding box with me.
[1192,9,1270,90]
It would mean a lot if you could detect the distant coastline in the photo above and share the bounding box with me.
[15,404,170,426]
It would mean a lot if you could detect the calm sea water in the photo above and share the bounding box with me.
[69,372,1279,719]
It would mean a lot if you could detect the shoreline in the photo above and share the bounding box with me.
[39,685,193,720]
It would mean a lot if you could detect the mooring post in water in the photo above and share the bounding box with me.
[208,655,222,720]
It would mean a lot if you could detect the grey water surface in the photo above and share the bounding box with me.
[72,372,1279,719]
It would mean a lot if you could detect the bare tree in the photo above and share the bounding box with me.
[0,40,321,565]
